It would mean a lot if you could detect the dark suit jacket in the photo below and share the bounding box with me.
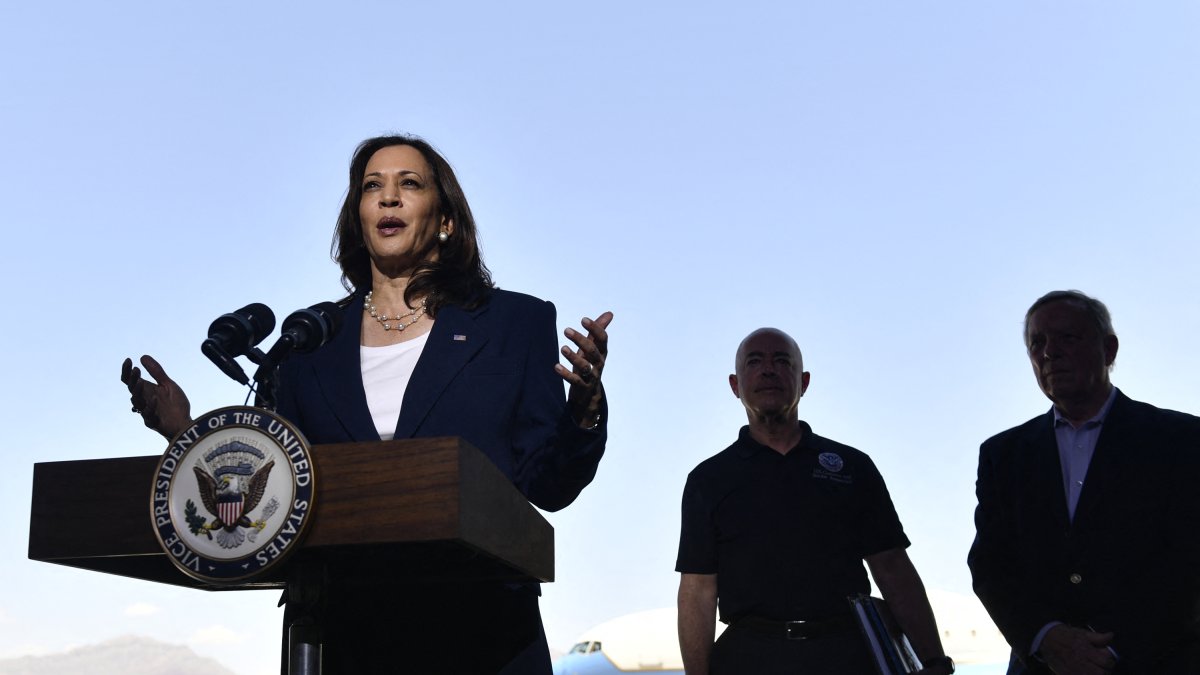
[968,391,1200,674]
[274,288,607,512]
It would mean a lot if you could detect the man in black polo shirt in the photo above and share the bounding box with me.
[676,328,952,674]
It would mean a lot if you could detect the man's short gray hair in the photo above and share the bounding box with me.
[1023,290,1115,347]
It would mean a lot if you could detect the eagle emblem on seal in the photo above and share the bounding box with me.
[187,440,276,549]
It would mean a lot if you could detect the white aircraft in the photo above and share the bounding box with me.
[553,607,692,675]
[552,590,1009,675]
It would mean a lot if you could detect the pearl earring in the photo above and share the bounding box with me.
[438,231,450,243]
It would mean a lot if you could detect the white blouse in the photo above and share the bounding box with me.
[360,331,430,441]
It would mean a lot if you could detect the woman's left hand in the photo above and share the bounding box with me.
[556,311,613,429]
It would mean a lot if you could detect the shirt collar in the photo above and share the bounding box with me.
[1053,386,1119,429]
[735,420,814,458]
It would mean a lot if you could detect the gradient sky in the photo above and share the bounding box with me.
[4,3,1199,674]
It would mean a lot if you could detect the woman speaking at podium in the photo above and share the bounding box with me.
[122,134,611,673]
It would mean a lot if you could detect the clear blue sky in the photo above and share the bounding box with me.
[3,2,1199,673]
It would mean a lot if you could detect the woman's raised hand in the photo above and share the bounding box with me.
[121,355,193,440]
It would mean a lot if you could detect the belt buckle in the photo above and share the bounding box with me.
[784,620,810,640]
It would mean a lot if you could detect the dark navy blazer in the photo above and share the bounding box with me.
[274,288,606,512]
[969,391,1200,674]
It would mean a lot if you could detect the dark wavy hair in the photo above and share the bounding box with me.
[332,134,493,314]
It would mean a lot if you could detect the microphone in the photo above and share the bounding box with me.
[251,302,342,409]
[201,303,276,385]
[262,302,343,366]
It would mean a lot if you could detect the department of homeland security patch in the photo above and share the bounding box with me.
[818,452,844,473]
[150,406,316,584]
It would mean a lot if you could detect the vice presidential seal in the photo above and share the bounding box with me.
[150,406,316,584]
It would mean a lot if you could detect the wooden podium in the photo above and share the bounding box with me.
[28,436,554,589]
[30,436,554,673]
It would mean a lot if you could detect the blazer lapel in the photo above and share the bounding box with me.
[1024,412,1071,530]
[308,294,379,442]
[392,303,490,439]
[1073,391,1134,526]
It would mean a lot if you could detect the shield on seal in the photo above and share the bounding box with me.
[217,492,244,525]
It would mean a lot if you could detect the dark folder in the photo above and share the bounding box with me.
[848,594,921,675]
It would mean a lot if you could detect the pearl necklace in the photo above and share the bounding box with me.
[364,291,427,331]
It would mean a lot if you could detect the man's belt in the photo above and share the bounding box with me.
[731,614,856,640]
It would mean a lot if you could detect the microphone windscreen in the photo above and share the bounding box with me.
[281,302,342,354]
[207,302,277,355]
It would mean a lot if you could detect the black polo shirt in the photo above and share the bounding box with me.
[676,422,909,622]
